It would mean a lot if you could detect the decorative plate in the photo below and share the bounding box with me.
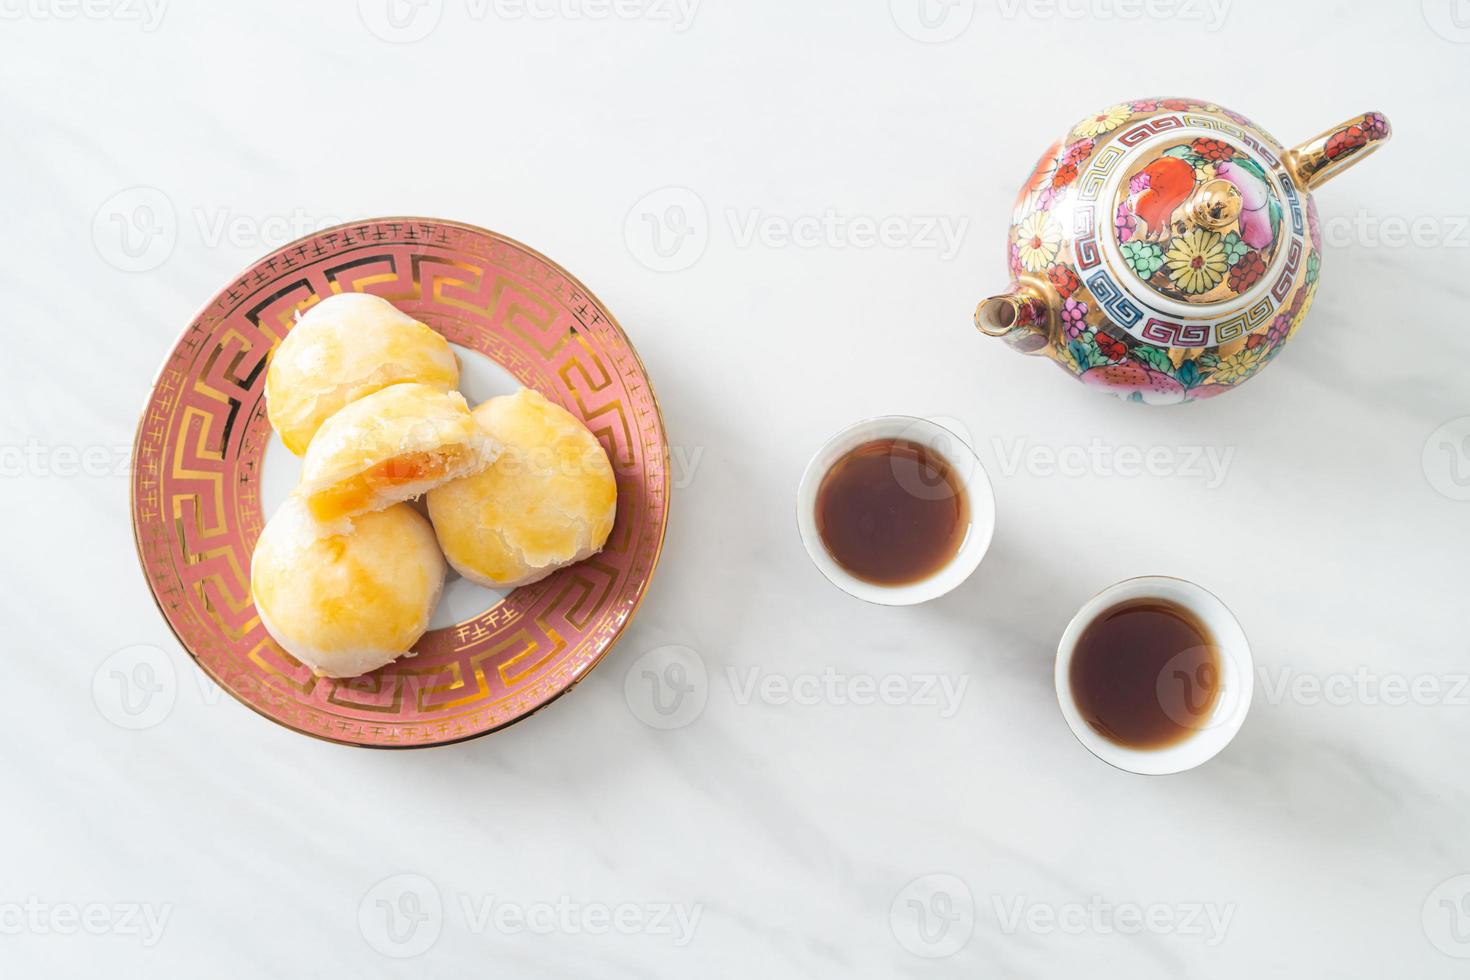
[131,218,669,748]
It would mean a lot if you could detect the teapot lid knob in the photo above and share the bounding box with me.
[1189,179,1242,232]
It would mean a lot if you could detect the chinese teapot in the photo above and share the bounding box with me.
[975,98,1389,404]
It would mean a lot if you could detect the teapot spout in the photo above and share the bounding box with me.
[1285,110,1391,191]
[975,275,1057,355]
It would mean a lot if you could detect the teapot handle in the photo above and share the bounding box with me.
[1285,111,1391,191]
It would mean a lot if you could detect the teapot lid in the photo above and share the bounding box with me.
[1056,103,1312,349]
[1111,135,1285,308]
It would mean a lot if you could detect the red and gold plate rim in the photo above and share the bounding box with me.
[130,217,670,748]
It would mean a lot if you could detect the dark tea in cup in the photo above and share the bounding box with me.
[814,438,969,586]
[1068,597,1221,749]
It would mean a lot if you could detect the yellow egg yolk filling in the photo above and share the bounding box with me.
[306,451,456,524]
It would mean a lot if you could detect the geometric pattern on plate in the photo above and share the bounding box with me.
[131,218,669,747]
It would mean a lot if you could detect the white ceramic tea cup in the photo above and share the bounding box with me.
[1055,575,1253,775]
[796,416,995,606]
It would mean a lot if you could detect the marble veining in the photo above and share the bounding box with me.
[2,1,1468,977]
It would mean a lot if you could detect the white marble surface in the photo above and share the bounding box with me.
[4,1,1470,976]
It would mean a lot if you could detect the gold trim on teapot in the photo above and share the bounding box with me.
[976,98,1390,404]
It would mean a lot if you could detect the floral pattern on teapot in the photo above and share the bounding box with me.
[980,97,1389,405]
[1114,138,1287,304]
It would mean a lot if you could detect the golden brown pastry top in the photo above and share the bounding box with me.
[250,497,445,676]
[427,388,617,587]
[266,292,459,456]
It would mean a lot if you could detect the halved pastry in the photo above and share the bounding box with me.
[299,382,498,526]
[266,292,459,455]
[427,388,618,589]
[250,496,446,678]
